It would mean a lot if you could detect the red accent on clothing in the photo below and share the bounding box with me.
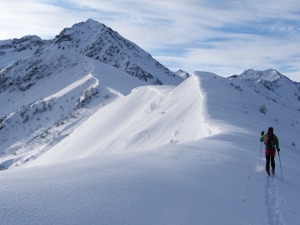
[265,149,276,157]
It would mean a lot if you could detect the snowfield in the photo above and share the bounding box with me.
[1,71,300,225]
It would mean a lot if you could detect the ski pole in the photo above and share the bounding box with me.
[259,142,262,166]
[278,151,283,180]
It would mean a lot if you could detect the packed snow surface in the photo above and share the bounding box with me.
[1,72,300,225]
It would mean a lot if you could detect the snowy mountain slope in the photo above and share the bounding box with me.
[29,69,300,169]
[0,19,183,169]
[1,71,299,225]
[0,49,148,169]
[0,35,44,67]
[28,75,219,166]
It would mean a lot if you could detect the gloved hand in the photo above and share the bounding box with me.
[261,131,264,136]
[277,148,280,152]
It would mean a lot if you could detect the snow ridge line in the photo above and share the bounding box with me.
[192,74,220,137]
[265,177,285,225]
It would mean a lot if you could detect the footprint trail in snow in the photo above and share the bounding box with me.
[265,177,285,225]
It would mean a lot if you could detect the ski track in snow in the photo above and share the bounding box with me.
[265,177,285,225]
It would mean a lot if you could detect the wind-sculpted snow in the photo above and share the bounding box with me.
[29,75,219,166]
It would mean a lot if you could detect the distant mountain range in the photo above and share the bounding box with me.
[229,68,300,111]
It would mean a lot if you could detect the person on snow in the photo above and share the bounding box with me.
[260,127,280,176]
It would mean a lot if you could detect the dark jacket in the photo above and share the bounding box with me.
[260,133,280,151]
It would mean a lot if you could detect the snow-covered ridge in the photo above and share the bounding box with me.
[0,35,44,53]
[28,75,219,166]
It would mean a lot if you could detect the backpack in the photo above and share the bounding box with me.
[266,133,275,150]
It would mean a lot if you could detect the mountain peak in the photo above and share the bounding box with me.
[0,34,44,55]
[85,18,102,26]
[53,19,180,85]
[70,18,107,31]
[233,68,284,82]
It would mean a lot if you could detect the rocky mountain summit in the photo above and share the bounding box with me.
[52,19,181,85]
[0,19,182,87]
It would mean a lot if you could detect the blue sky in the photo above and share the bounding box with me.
[1,0,300,81]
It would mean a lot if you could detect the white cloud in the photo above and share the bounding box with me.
[0,0,89,39]
[155,30,300,80]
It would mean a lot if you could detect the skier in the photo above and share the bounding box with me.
[260,127,280,176]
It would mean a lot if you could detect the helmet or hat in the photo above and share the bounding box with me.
[268,127,274,133]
